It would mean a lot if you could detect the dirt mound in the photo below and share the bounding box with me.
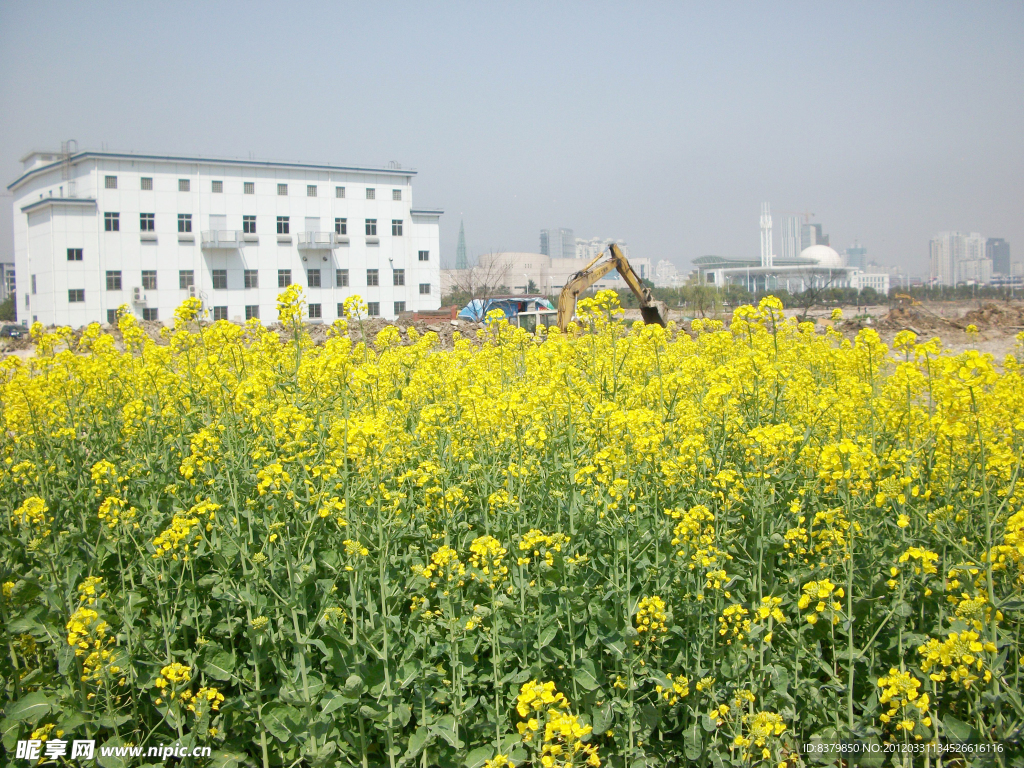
[266,318,484,350]
[960,303,1024,330]
[876,306,960,332]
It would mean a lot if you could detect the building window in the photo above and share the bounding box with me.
[277,183,288,196]
[335,218,347,235]
[277,216,290,234]
[245,305,260,320]
[178,214,192,233]
[367,301,380,316]
[141,177,153,190]
[142,270,157,290]
[307,185,317,197]
[419,283,431,295]
[67,248,83,261]
[105,176,117,189]
[212,269,227,290]
[308,269,321,288]
[308,303,322,319]
[212,180,223,193]
[366,269,379,286]
[278,269,292,288]
[107,309,117,325]
[31,275,36,294]
[394,301,406,314]
[140,213,155,231]
[335,186,345,198]
[213,306,228,321]
[178,179,190,192]
[24,294,28,309]
[243,215,256,234]
[68,289,84,303]
[104,212,120,231]
[179,270,194,289]
[418,250,429,261]
[106,271,122,291]
[365,219,377,236]
[393,269,405,286]
[392,189,402,201]
[143,308,159,321]
[244,269,259,288]
[366,188,375,200]
[244,181,255,195]
[336,269,349,287]
[392,219,403,236]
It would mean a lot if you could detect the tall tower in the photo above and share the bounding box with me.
[455,220,468,269]
[760,203,774,268]
[781,216,800,260]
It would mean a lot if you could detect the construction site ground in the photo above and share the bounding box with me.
[2,300,1022,363]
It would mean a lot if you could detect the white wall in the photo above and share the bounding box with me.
[10,154,442,326]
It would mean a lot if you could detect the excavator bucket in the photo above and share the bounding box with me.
[640,301,670,327]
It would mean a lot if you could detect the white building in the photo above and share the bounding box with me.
[575,237,631,262]
[540,229,575,260]
[850,270,890,294]
[8,150,442,327]
[955,258,993,285]
[929,231,988,286]
[654,259,682,287]
[697,243,892,296]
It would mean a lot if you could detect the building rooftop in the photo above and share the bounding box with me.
[9,150,416,191]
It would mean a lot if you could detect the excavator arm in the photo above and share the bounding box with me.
[556,244,669,331]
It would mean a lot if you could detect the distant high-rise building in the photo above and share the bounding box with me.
[781,217,801,260]
[845,241,867,271]
[801,222,828,251]
[456,220,468,269]
[540,228,574,260]
[574,237,630,262]
[986,238,1010,275]
[930,232,988,286]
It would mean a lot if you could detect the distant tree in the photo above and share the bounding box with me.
[0,296,15,322]
[441,252,513,307]
[527,279,539,294]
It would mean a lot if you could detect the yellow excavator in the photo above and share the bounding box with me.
[556,244,669,331]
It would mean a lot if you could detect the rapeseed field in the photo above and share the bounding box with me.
[2,290,1022,767]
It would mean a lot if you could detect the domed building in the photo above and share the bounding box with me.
[693,238,892,294]
[799,244,843,269]
[692,207,891,295]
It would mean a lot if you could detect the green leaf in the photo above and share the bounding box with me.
[940,713,975,743]
[592,702,613,734]
[201,648,235,681]
[262,703,303,742]
[4,692,56,724]
[574,665,600,691]
[431,714,461,749]
[402,726,431,761]
[320,690,348,716]
[465,745,493,768]
[538,624,558,648]
[684,723,702,761]
[209,751,248,768]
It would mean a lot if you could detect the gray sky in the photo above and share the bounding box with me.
[2,1,1021,274]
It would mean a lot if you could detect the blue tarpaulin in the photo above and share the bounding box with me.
[458,296,555,322]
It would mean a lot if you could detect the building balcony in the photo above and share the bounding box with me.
[201,230,240,249]
[297,231,336,250]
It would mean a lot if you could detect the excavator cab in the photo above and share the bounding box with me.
[556,244,669,331]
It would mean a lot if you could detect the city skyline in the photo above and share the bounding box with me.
[2,2,1022,280]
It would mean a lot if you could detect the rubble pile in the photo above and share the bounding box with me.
[960,303,1024,330]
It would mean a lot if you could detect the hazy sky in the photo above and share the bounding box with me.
[2,1,1021,274]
